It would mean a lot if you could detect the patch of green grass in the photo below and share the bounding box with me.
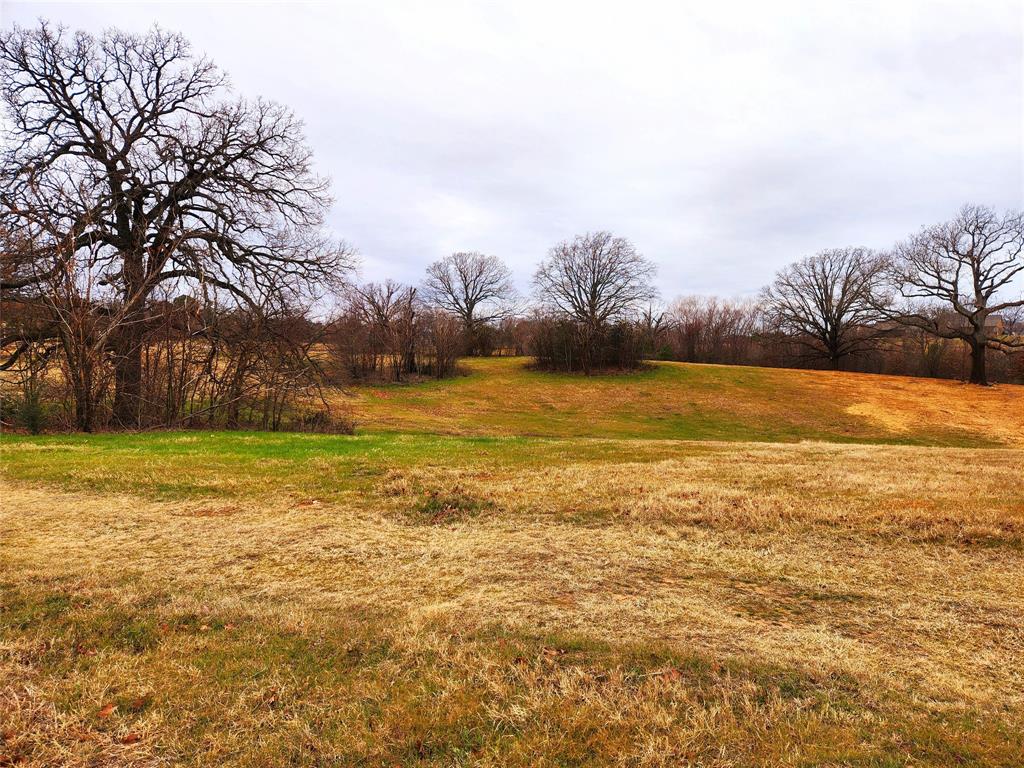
[0,430,714,500]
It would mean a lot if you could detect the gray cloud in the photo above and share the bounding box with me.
[4,0,1022,298]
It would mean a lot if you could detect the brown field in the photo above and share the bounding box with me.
[2,359,1023,766]
[343,357,1024,446]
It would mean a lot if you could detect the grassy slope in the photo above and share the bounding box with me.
[3,360,1024,767]
[344,357,1024,446]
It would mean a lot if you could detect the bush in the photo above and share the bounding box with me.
[0,389,19,428]
[292,408,356,434]
[529,317,646,373]
[18,387,47,434]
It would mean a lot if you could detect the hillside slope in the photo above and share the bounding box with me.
[344,357,1024,446]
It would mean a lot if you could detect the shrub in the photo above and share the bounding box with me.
[292,408,356,434]
[18,387,47,434]
[529,317,646,373]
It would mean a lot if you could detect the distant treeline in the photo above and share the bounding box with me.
[1,23,1022,434]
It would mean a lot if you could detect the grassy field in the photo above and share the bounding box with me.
[2,359,1024,766]
[344,357,1024,446]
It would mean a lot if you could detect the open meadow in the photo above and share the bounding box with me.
[2,359,1023,766]
[3,4,1024,766]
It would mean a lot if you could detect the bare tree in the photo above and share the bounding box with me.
[424,251,515,353]
[666,296,761,365]
[530,232,656,373]
[0,23,355,426]
[533,231,656,332]
[419,308,462,379]
[761,248,889,369]
[638,304,669,356]
[1,205,116,430]
[884,204,1024,385]
[347,281,419,380]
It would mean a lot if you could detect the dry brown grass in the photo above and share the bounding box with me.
[3,435,1023,765]
[3,359,1023,764]
[799,366,1024,446]
[375,441,1024,543]
[343,357,1024,446]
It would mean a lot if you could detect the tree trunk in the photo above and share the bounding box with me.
[112,322,144,427]
[73,374,93,432]
[402,335,417,374]
[64,339,96,432]
[462,317,477,357]
[112,249,146,427]
[968,340,988,386]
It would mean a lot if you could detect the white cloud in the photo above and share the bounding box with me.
[4,0,1022,297]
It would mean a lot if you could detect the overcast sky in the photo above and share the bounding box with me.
[3,1,1023,298]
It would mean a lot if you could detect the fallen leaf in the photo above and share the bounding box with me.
[262,689,280,709]
[119,732,142,745]
[128,695,151,712]
[97,703,116,719]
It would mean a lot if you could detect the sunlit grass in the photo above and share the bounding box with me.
[2,360,1024,765]
[344,357,1024,446]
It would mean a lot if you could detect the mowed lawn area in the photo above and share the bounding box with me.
[2,359,1023,766]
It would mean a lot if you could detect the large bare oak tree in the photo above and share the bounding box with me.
[885,204,1023,385]
[0,23,354,425]
[533,231,656,332]
[761,247,889,369]
[423,251,515,353]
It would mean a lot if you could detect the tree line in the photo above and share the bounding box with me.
[1,23,1022,433]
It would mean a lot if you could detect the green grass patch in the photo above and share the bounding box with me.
[0,430,715,500]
